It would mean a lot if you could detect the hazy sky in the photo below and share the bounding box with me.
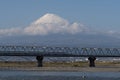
[0,0,120,31]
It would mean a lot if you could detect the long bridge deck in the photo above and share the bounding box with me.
[0,46,119,57]
[0,46,120,67]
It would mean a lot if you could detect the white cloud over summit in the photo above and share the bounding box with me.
[0,13,89,36]
[24,13,88,35]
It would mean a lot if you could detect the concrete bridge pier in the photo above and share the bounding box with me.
[36,56,44,67]
[88,57,96,67]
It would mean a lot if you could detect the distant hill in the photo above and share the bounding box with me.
[0,33,120,48]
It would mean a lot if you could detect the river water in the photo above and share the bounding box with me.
[0,71,120,80]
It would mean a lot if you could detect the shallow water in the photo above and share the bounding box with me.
[0,71,120,80]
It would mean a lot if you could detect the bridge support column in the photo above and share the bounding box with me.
[88,57,96,67]
[36,56,43,67]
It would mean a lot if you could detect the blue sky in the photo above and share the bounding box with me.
[0,0,120,31]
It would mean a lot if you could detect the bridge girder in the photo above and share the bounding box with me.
[0,46,119,57]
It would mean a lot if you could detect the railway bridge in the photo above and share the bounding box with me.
[0,46,120,67]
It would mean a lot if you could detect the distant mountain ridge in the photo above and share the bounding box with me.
[0,33,120,48]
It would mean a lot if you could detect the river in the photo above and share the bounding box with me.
[0,70,120,80]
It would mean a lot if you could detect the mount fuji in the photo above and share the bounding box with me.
[0,13,119,48]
